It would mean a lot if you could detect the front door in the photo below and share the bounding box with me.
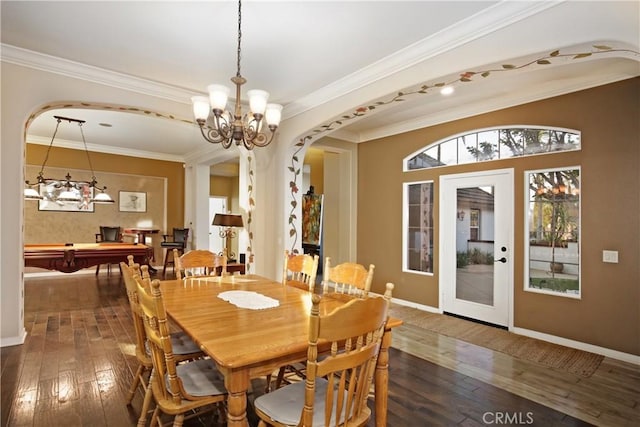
[440,169,513,327]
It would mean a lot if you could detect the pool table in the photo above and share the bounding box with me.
[24,243,152,273]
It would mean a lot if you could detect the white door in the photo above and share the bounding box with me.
[440,169,513,327]
[209,197,227,254]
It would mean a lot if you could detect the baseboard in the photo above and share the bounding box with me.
[0,328,27,348]
[384,297,639,365]
[25,269,97,278]
[387,296,441,314]
[512,326,640,365]
[24,264,160,278]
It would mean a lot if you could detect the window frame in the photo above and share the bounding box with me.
[404,125,581,172]
[403,180,434,275]
[524,166,581,299]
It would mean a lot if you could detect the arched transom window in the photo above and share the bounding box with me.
[404,126,581,171]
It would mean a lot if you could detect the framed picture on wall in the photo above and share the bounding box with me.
[38,183,95,212]
[119,191,147,212]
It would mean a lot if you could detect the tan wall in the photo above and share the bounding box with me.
[304,147,325,194]
[26,144,185,263]
[209,175,241,256]
[357,78,639,355]
[209,175,239,211]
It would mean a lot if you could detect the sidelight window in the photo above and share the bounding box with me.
[404,181,434,274]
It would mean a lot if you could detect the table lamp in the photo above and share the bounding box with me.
[212,213,244,261]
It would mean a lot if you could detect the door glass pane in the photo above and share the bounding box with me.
[456,186,495,305]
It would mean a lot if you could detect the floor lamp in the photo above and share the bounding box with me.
[212,213,244,261]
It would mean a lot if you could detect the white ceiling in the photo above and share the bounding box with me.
[2,1,639,164]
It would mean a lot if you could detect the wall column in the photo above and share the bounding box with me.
[184,162,211,250]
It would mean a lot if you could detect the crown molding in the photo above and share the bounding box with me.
[1,44,195,104]
[285,1,562,119]
[26,135,185,163]
[1,2,559,124]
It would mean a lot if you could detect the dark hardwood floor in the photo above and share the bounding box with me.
[2,272,595,426]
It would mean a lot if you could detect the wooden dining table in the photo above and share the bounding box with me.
[160,274,401,427]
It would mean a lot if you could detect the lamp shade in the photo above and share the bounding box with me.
[212,213,244,228]
[24,187,43,200]
[92,191,115,204]
[247,89,269,115]
[191,96,211,121]
[57,189,82,203]
[265,104,283,126]
[207,84,230,111]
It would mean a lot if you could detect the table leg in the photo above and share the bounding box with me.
[225,368,250,427]
[375,328,392,427]
[138,232,158,273]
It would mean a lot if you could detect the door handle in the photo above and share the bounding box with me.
[495,257,507,263]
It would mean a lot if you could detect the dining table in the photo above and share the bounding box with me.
[159,274,401,427]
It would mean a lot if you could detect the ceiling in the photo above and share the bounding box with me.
[2,1,638,166]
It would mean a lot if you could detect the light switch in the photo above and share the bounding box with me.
[602,250,619,263]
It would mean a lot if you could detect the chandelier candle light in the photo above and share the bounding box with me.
[191,0,282,150]
[24,116,115,205]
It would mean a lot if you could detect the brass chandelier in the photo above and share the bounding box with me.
[24,116,115,205]
[191,0,282,150]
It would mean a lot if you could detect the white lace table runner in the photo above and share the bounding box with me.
[217,290,280,310]
[185,276,257,284]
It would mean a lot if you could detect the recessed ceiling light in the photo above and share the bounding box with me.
[440,86,454,96]
[98,123,112,127]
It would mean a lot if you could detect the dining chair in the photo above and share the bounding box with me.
[120,261,205,427]
[95,225,122,275]
[160,227,189,276]
[266,250,320,391]
[135,276,228,426]
[254,283,395,427]
[282,250,319,292]
[322,257,375,298]
[174,249,227,279]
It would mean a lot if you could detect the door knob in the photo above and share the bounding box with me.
[495,257,507,263]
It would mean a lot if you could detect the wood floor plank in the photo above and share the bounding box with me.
[2,273,638,426]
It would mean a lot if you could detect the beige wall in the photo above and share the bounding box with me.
[210,175,240,215]
[26,144,185,264]
[209,175,241,257]
[304,147,325,194]
[357,78,639,356]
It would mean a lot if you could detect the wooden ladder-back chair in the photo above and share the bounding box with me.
[322,257,375,298]
[120,261,205,427]
[174,249,227,279]
[255,283,395,427]
[135,276,228,426]
[267,250,319,391]
[282,250,319,292]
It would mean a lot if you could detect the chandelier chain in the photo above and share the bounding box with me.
[24,115,114,204]
[236,0,242,78]
[78,122,97,180]
[39,118,62,177]
[191,0,282,150]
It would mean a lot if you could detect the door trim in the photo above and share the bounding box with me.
[438,168,514,330]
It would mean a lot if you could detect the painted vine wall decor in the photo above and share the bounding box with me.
[245,154,256,271]
[287,139,308,253]
[286,45,639,251]
[24,102,194,134]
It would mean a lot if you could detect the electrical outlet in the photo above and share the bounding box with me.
[602,250,619,263]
